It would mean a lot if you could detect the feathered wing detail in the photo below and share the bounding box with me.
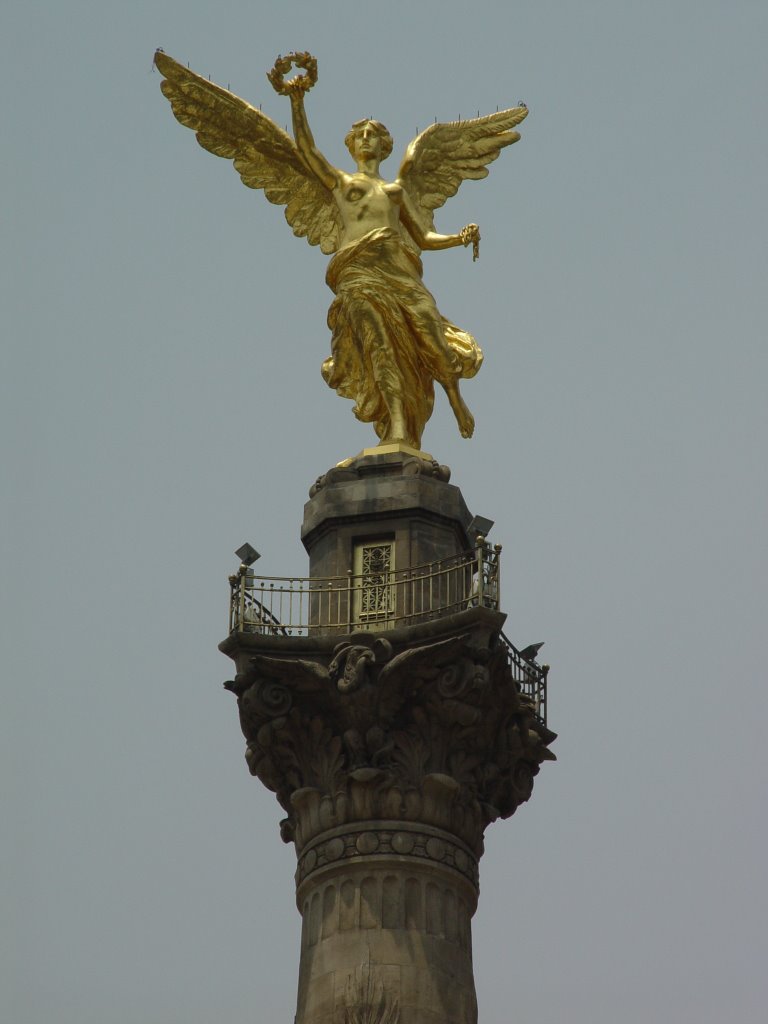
[248,655,330,692]
[397,107,528,232]
[378,635,470,686]
[375,635,470,719]
[154,51,341,254]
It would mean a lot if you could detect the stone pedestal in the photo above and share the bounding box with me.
[302,453,472,580]
[220,456,555,1023]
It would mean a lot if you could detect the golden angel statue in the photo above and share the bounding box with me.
[155,50,527,451]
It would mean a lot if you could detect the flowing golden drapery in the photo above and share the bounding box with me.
[322,228,483,447]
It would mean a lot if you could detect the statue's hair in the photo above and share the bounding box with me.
[345,119,393,160]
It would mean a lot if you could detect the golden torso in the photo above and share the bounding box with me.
[334,173,403,247]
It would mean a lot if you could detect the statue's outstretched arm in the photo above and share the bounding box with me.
[398,187,479,254]
[396,107,527,261]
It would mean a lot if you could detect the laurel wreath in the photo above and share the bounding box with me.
[267,51,318,95]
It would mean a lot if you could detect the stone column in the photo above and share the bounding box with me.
[219,456,556,1023]
[222,609,555,1024]
[294,820,479,1024]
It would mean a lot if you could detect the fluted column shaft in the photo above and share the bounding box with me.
[295,822,479,1024]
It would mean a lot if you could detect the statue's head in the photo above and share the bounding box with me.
[345,119,393,162]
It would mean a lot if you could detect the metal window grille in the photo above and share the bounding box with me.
[354,541,395,626]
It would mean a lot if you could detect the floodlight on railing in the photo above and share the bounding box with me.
[468,515,494,540]
[235,542,261,567]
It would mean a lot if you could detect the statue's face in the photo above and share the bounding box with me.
[345,119,392,163]
[353,122,383,161]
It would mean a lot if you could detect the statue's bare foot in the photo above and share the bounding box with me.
[457,408,475,438]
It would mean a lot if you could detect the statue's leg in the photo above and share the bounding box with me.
[442,381,475,439]
[360,309,418,447]
[415,312,475,440]
[416,312,461,373]
[379,393,410,446]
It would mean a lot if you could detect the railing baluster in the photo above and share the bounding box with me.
[238,566,246,632]
[475,537,485,608]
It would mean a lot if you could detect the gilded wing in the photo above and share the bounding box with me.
[397,107,528,231]
[154,51,341,254]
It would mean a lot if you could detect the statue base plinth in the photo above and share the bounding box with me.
[337,441,434,466]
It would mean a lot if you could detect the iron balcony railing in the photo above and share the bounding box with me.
[228,541,501,638]
[498,631,549,724]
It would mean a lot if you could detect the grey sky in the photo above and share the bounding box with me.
[3,1,767,1022]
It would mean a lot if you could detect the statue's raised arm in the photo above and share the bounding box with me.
[266,53,340,193]
[155,50,529,454]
